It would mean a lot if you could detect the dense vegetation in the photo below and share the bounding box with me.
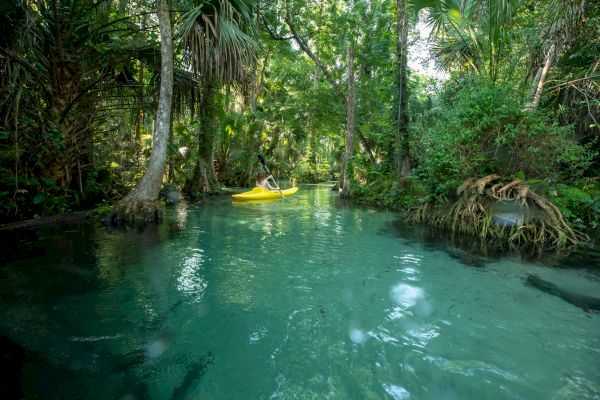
[0,0,598,243]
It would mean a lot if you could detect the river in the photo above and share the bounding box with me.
[1,184,599,399]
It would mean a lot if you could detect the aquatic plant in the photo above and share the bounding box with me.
[409,175,588,248]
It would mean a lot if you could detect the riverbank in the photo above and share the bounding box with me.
[0,209,97,231]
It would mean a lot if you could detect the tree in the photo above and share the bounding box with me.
[118,0,173,219]
[525,0,587,111]
[340,44,355,197]
[282,0,376,191]
[396,0,410,175]
[0,0,155,219]
[178,0,258,196]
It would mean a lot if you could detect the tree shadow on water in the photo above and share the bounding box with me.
[384,219,600,313]
[385,219,600,272]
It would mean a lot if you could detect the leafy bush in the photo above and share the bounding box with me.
[549,181,600,231]
[291,158,331,183]
[413,78,596,202]
[351,175,427,209]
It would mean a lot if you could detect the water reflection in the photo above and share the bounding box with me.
[382,384,410,399]
[1,185,599,399]
[177,248,207,300]
[348,326,368,344]
[390,283,424,308]
[175,202,189,230]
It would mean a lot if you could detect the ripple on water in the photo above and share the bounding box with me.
[382,384,410,399]
[2,185,600,400]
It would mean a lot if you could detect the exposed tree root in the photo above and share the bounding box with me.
[410,175,588,249]
[110,200,163,224]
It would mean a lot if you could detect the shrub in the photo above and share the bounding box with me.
[291,158,331,183]
[413,78,595,202]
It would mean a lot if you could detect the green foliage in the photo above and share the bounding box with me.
[549,182,600,231]
[96,199,113,217]
[291,158,331,183]
[414,78,596,202]
[352,175,427,209]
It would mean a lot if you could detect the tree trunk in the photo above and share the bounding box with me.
[340,45,355,198]
[186,84,220,197]
[117,0,172,219]
[135,59,144,148]
[397,0,411,176]
[167,115,174,182]
[526,44,555,111]
[284,3,376,166]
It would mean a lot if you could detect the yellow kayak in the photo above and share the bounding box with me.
[231,186,298,201]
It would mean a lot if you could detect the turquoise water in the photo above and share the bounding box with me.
[1,184,599,399]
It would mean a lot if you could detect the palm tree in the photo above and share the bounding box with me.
[178,0,257,196]
[424,0,518,83]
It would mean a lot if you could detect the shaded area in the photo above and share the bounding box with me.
[388,218,600,271]
[0,230,46,268]
[525,274,600,313]
[170,351,214,400]
[0,335,24,399]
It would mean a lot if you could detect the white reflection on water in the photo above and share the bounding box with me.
[407,325,440,347]
[69,334,123,342]
[395,253,422,265]
[386,306,412,321]
[368,327,400,345]
[423,356,518,381]
[390,283,424,308]
[147,338,169,358]
[349,328,368,344]
[382,384,410,399]
[176,202,188,229]
[249,326,268,344]
[314,210,331,228]
[177,248,208,299]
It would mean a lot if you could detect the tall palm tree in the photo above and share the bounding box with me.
[178,0,257,196]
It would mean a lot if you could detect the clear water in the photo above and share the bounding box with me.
[1,184,599,399]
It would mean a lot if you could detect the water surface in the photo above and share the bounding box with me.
[1,184,599,399]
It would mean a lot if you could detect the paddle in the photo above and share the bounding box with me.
[258,154,285,199]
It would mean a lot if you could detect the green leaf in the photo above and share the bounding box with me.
[33,193,45,204]
[40,177,53,186]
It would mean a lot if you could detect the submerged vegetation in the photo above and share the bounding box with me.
[0,0,598,247]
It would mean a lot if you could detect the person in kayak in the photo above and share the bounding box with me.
[256,172,275,190]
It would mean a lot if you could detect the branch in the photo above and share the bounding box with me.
[260,14,293,41]
[356,126,377,165]
[283,1,376,165]
[0,47,45,83]
[284,1,344,100]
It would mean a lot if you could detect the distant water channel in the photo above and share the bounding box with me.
[1,184,599,399]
